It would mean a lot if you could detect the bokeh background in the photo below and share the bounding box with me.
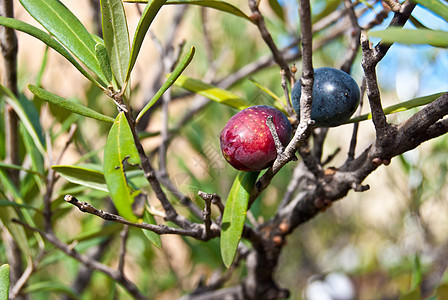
[2,0,448,298]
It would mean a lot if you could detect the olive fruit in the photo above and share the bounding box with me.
[220,105,292,172]
[291,67,360,127]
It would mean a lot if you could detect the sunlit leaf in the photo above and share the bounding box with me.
[28,84,115,123]
[411,0,448,23]
[346,92,446,123]
[174,75,249,110]
[125,0,167,83]
[0,264,9,300]
[221,171,259,268]
[0,17,104,88]
[124,0,254,23]
[136,46,195,123]
[19,0,109,84]
[101,0,130,95]
[0,85,45,156]
[104,112,142,222]
[369,28,448,48]
[52,165,108,192]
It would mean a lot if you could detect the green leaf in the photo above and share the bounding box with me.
[249,77,286,108]
[52,165,108,192]
[369,28,448,48]
[174,75,249,110]
[101,0,131,96]
[136,46,196,123]
[124,0,254,23]
[67,223,122,243]
[0,264,9,300]
[268,0,285,21]
[0,199,38,210]
[0,173,32,258]
[0,85,46,156]
[125,0,168,84]
[19,0,108,84]
[411,0,448,23]
[220,171,259,268]
[95,43,113,85]
[0,17,104,88]
[346,92,446,123]
[28,84,115,123]
[0,161,44,177]
[104,112,142,222]
[141,209,162,248]
[22,281,80,299]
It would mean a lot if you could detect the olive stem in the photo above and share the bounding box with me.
[266,116,285,157]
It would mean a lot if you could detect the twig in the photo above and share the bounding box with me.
[248,0,293,81]
[340,0,362,74]
[266,116,285,157]
[12,219,147,300]
[382,0,402,12]
[118,225,129,275]
[64,195,214,239]
[298,0,314,123]
[280,70,294,116]
[200,192,212,240]
[347,77,366,161]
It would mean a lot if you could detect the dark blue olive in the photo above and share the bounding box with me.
[291,67,360,127]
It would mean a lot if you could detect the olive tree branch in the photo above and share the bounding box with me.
[64,195,216,239]
[247,0,294,82]
[12,219,147,300]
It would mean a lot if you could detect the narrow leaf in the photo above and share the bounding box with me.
[28,84,115,123]
[0,199,38,210]
[124,0,254,23]
[174,75,249,110]
[0,176,32,258]
[19,0,108,84]
[411,0,448,23]
[22,281,80,299]
[220,171,259,268]
[104,112,142,222]
[52,165,108,192]
[95,43,113,85]
[0,264,9,300]
[136,46,195,123]
[268,0,285,21]
[0,85,46,155]
[0,17,104,88]
[369,28,448,48]
[67,223,122,243]
[249,77,286,106]
[0,161,44,177]
[125,0,168,83]
[101,0,131,94]
[142,209,162,248]
[346,92,445,123]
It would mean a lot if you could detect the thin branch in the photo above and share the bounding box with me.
[12,219,147,300]
[266,116,285,157]
[64,195,214,239]
[347,77,366,161]
[118,225,129,275]
[247,0,293,81]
